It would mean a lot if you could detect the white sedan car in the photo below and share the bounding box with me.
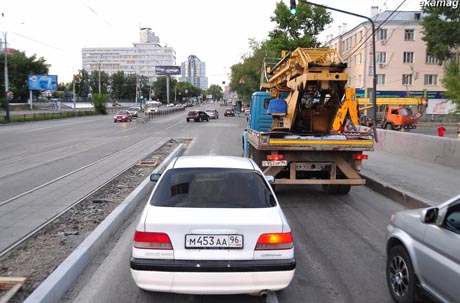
[130,156,296,295]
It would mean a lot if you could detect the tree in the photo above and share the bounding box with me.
[422,7,460,112]
[174,81,199,103]
[267,1,332,52]
[229,1,332,102]
[110,71,128,101]
[207,84,223,100]
[442,62,460,113]
[91,93,107,115]
[0,51,49,103]
[87,70,110,95]
[422,6,460,62]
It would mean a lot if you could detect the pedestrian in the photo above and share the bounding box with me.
[437,123,446,137]
[457,123,460,139]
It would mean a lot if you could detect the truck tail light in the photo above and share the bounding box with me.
[255,232,293,250]
[267,154,284,161]
[133,231,173,250]
[353,153,368,160]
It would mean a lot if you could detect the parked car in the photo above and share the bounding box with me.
[113,110,132,122]
[127,106,142,118]
[130,156,296,295]
[386,194,460,303]
[205,109,219,119]
[224,108,235,117]
[186,110,209,122]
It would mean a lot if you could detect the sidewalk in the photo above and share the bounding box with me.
[360,149,460,208]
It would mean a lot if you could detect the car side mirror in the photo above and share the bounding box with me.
[150,173,161,182]
[421,207,438,224]
[265,175,275,184]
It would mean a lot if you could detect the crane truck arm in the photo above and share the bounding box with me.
[262,47,363,135]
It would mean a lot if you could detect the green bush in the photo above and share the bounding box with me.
[92,94,108,115]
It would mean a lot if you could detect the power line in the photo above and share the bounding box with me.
[342,0,407,61]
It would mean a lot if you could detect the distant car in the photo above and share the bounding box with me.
[205,109,219,119]
[130,155,296,295]
[386,194,460,303]
[224,108,235,117]
[113,110,132,122]
[166,103,175,107]
[127,106,142,118]
[186,110,209,122]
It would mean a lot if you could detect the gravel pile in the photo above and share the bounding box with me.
[0,138,190,302]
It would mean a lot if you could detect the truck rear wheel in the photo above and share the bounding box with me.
[322,184,351,195]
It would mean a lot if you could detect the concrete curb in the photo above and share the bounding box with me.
[24,144,186,303]
[360,172,431,209]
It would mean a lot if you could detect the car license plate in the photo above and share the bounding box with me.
[185,234,243,249]
[262,160,287,167]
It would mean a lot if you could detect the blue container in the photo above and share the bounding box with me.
[267,98,287,114]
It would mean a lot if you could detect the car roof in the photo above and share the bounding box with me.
[171,156,256,170]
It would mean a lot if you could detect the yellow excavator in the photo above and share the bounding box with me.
[261,47,361,134]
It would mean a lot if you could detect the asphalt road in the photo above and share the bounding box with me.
[11,106,397,303]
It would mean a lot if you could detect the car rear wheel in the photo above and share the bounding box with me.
[386,245,419,303]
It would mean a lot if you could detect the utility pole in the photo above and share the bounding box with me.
[2,13,10,122]
[72,67,76,110]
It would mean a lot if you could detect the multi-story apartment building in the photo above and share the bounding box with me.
[327,8,454,116]
[81,28,176,84]
[180,55,208,90]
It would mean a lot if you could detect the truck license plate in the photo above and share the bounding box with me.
[185,234,243,249]
[262,160,287,167]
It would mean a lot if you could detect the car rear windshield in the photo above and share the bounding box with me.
[150,168,276,208]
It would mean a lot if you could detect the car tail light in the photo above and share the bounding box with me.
[255,232,293,250]
[267,154,284,161]
[133,231,173,250]
[353,153,368,160]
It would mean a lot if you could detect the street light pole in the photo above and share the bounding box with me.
[98,62,101,95]
[1,13,10,122]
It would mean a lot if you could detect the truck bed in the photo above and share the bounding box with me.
[248,130,374,152]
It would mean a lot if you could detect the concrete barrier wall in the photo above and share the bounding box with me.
[374,129,460,170]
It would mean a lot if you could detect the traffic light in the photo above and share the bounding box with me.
[290,0,297,14]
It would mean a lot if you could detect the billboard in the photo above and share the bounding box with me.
[28,75,58,91]
[155,66,181,75]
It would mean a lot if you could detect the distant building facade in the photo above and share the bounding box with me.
[180,55,208,90]
[326,8,454,117]
[81,28,176,84]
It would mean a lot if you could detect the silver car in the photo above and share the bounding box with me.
[386,194,460,303]
[205,109,219,119]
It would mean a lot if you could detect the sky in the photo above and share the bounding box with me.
[1,0,423,87]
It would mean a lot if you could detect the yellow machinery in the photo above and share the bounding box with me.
[261,47,360,133]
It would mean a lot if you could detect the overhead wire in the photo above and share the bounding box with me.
[342,0,408,62]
